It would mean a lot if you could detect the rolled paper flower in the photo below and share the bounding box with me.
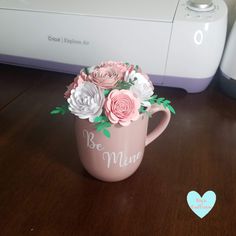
[98,61,129,74]
[87,61,128,89]
[67,81,105,122]
[104,89,141,126]
[64,74,86,99]
[125,70,154,107]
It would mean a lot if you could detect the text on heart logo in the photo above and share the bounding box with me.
[187,190,216,218]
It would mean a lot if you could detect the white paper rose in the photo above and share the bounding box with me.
[67,81,105,122]
[125,70,154,107]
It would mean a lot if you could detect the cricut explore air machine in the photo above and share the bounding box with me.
[220,20,236,98]
[0,0,228,92]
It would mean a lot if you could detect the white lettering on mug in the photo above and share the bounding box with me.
[102,152,142,168]
[83,129,104,151]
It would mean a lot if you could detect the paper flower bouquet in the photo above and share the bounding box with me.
[51,61,176,181]
[51,61,175,138]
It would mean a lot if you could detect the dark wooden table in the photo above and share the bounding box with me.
[0,64,236,236]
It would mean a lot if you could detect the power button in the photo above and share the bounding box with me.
[187,0,215,12]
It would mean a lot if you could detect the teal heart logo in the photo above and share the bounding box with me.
[187,191,216,218]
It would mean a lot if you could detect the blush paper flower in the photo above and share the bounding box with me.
[87,61,128,89]
[104,89,141,126]
[64,75,85,99]
[51,61,175,138]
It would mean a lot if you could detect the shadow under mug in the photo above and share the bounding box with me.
[75,104,171,182]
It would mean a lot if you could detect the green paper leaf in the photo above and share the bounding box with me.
[94,115,108,123]
[150,95,158,99]
[163,100,171,105]
[167,105,176,115]
[50,106,68,115]
[104,122,111,128]
[84,67,89,75]
[163,100,171,108]
[50,109,61,115]
[103,129,111,138]
[96,123,104,132]
[156,97,165,104]
[149,99,156,105]
[147,95,176,115]
[139,106,147,113]
[94,116,103,123]
[96,122,111,130]
[104,89,110,96]
[116,80,134,90]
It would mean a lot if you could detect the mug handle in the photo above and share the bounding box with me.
[145,104,171,146]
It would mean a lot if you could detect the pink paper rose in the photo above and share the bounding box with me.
[64,71,88,99]
[87,61,128,89]
[98,61,128,73]
[104,89,140,126]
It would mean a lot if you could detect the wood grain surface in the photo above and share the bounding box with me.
[0,64,236,236]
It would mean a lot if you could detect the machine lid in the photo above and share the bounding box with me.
[0,0,179,22]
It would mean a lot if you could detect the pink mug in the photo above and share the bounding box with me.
[75,104,171,182]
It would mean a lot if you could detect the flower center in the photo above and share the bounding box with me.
[112,95,132,118]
